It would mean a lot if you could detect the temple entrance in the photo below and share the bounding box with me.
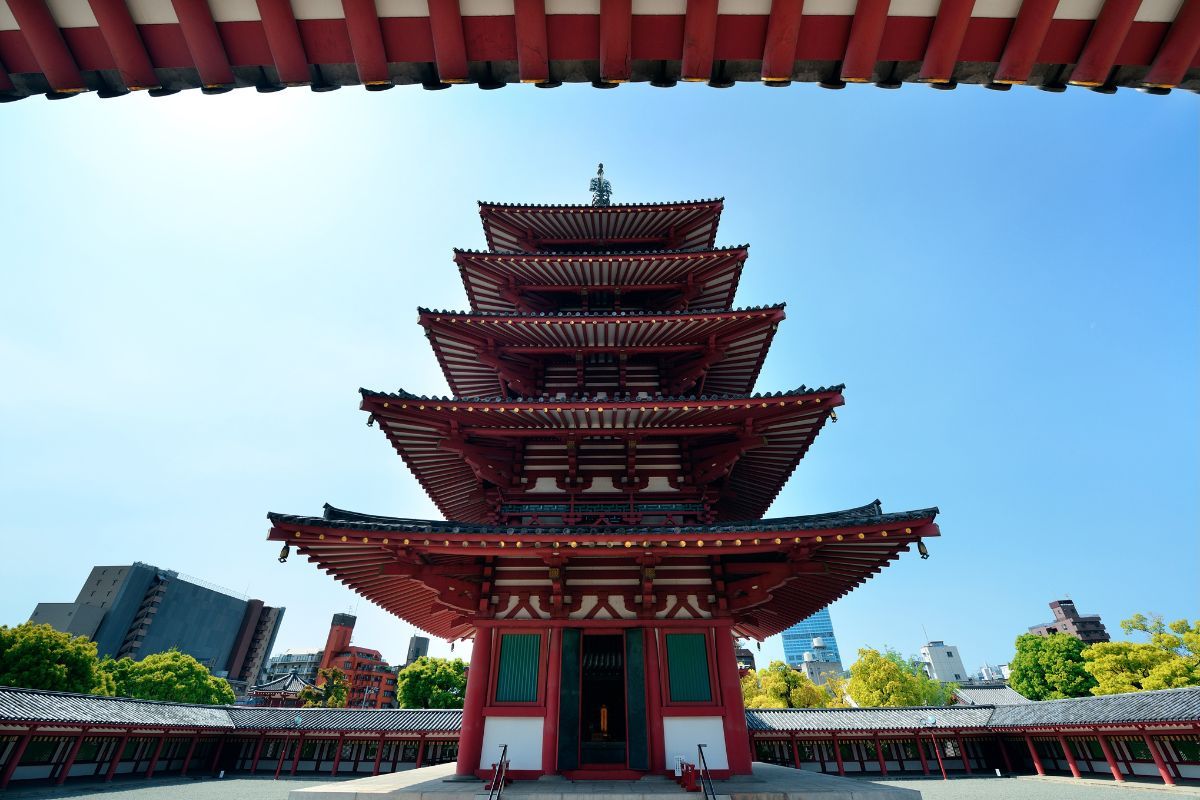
[579,635,626,765]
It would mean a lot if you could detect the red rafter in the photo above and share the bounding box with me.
[681,0,719,81]
[342,0,390,86]
[6,0,85,92]
[1143,0,1200,87]
[170,0,235,88]
[513,0,549,83]
[1069,0,1142,86]
[256,0,311,86]
[600,0,632,82]
[919,0,976,83]
[87,0,159,90]
[993,0,1060,83]
[761,0,805,81]
[841,0,890,82]
[428,0,469,83]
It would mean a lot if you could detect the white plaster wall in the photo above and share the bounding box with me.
[663,717,728,770]
[480,716,544,772]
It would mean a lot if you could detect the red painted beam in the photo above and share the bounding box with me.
[513,0,549,83]
[600,0,632,82]
[1069,0,1141,85]
[256,0,311,85]
[87,0,159,89]
[1143,0,1200,87]
[428,0,469,83]
[681,0,719,81]
[841,0,890,82]
[919,0,976,82]
[169,0,235,87]
[6,0,86,92]
[341,0,390,85]
[993,0,1059,83]
[761,0,805,81]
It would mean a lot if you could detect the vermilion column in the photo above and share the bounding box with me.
[1142,733,1176,786]
[915,734,929,775]
[997,737,1013,773]
[330,734,345,776]
[456,628,494,776]
[144,736,167,779]
[250,734,266,773]
[713,626,753,774]
[1,729,35,790]
[957,735,972,774]
[180,736,199,776]
[1058,735,1081,778]
[790,735,801,769]
[1025,735,1045,775]
[1097,735,1124,782]
[415,737,426,769]
[54,731,87,785]
[832,734,845,776]
[104,731,130,782]
[541,626,562,775]
[873,735,887,775]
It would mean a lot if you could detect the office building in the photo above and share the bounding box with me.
[781,607,841,667]
[1028,599,1110,644]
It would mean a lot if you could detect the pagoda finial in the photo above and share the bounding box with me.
[590,163,612,207]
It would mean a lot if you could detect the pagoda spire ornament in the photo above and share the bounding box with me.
[589,163,612,207]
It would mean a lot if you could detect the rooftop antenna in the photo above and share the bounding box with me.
[921,623,930,644]
[590,163,612,207]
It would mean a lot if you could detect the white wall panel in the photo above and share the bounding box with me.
[663,716,728,770]
[480,716,545,771]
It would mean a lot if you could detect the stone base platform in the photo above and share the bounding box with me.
[288,762,921,800]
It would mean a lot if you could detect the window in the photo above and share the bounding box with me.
[665,633,712,702]
[954,673,961,680]
[495,633,541,703]
[946,652,953,658]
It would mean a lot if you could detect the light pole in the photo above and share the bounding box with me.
[921,716,948,781]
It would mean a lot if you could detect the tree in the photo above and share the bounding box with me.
[1083,614,1200,695]
[0,622,110,695]
[99,649,235,705]
[396,656,467,709]
[299,667,350,708]
[740,661,829,708]
[846,648,955,707]
[1009,633,1096,700]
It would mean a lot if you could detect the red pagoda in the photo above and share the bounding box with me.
[269,166,940,780]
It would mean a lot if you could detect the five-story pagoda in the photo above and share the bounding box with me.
[269,166,940,780]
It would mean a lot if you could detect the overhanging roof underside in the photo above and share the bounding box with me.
[456,246,747,314]
[266,501,938,639]
[359,386,843,522]
[1,3,1196,103]
[479,200,723,253]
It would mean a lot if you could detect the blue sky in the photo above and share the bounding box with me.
[0,83,1195,676]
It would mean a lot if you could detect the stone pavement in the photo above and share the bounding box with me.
[866,775,1200,800]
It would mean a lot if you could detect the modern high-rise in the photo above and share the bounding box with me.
[1028,599,1110,644]
[405,635,430,666]
[920,640,968,682]
[781,607,841,667]
[30,562,284,692]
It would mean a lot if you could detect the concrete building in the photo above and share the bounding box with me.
[797,652,844,686]
[405,635,430,666]
[781,607,841,667]
[1028,599,1110,644]
[264,649,323,684]
[318,614,399,708]
[734,646,756,674]
[920,640,968,682]
[30,563,283,692]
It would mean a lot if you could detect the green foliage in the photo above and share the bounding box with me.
[740,661,829,708]
[1009,633,1097,700]
[846,648,955,707]
[396,656,467,709]
[299,667,350,708]
[0,623,109,695]
[99,649,235,705]
[1083,614,1200,695]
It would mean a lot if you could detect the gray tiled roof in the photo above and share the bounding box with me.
[745,706,994,733]
[953,685,1031,706]
[988,686,1200,728]
[249,671,314,695]
[0,686,234,729]
[229,707,463,732]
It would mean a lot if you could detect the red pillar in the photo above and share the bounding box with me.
[104,731,130,782]
[915,735,929,775]
[957,736,972,774]
[713,625,753,774]
[1057,735,1081,779]
[1097,734,1124,782]
[997,737,1013,773]
[1,729,35,790]
[54,731,87,786]
[207,737,225,774]
[790,735,801,769]
[1142,732,1176,787]
[456,629,494,777]
[541,626,562,775]
[873,735,887,775]
[644,628,666,773]
[180,736,199,777]
[415,737,426,769]
[274,736,289,779]
[372,735,385,776]
[1025,735,1045,775]
[144,736,167,780]
[250,734,266,774]
[331,734,345,776]
[290,734,305,775]
[831,734,845,776]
